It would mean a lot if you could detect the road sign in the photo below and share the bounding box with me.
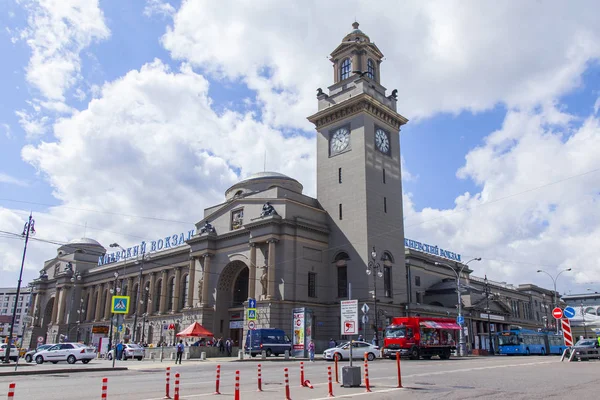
[552,307,563,319]
[111,295,130,314]
[362,315,369,324]
[361,303,369,314]
[248,321,256,330]
[340,299,358,335]
[457,315,464,325]
[118,325,123,332]
[248,298,256,309]
[37,336,44,344]
[561,318,573,346]
[563,306,576,319]
[247,308,257,321]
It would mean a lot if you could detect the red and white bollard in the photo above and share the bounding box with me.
[284,367,291,400]
[327,366,334,397]
[334,354,339,383]
[101,377,108,399]
[300,361,305,387]
[364,353,371,392]
[174,372,180,400]
[8,383,16,399]
[234,370,240,400]
[214,364,221,395]
[164,367,171,399]
[257,364,263,392]
[396,352,403,388]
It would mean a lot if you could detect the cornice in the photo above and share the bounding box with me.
[307,93,408,131]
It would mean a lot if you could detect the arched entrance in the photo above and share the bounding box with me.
[42,297,54,327]
[215,261,249,346]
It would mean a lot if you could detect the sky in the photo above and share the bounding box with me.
[1,0,600,297]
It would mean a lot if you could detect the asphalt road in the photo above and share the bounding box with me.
[1,356,599,399]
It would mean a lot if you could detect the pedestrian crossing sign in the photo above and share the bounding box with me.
[111,296,130,314]
[247,308,257,321]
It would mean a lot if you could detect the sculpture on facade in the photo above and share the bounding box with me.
[260,202,277,218]
[259,267,268,298]
[388,89,398,100]
[38,269,48,280]
[197,275,203,305]
[200,220,216,234]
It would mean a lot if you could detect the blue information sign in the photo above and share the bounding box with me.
[457,315,464,325]
[563,306,576,319]
[248,298,256,309]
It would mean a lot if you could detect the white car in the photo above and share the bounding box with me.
[0,344,19,362]
[107,344,145,361]
[323,341,380,361]
[34,343,97,364]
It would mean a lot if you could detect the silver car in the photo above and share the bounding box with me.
[24,344,54,363]
[107,343,145,361]
[34,343,96,364]
[323,341,381,361]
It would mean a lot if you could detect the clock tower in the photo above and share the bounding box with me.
[308,23,409,309]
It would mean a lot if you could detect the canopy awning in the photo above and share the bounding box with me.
[176,322,214,338]
[419,321,460,330]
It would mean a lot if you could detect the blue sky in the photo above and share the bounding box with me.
[1,0,600,296]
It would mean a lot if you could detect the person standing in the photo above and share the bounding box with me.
[225,338,232,357]
[218,337,224,354]
[328,338,336,349]
[308,339,315,362]
[116,342,124,361]
[176,340,184,364]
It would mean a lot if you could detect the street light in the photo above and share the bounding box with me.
[107,271,120,368]
[3,214,35,364]
[366,247,384,347]
[76,298,86,342]
[67,270,82,342]
[536,268,571,334]
[140,285,151,344]
[483,275,495,355]
[434,257,482,357]
[131,253,150,343]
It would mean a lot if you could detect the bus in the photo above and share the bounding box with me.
[497,328,566,355]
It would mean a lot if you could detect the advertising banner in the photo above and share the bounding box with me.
[292,308,305,357]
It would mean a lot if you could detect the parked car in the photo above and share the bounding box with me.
[24,344,54,363]
[34,343,96,364]
[0,344,19,362]
[323,341,380,361]
[572,339,600,360]
[244,328,292,357]
[107,344,145,360]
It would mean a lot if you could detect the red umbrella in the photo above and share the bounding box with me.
[176,322,214,338]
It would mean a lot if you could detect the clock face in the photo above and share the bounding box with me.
[330,127,350,153]
[375,128,390,154]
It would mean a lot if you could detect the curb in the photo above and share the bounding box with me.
[0,366,128,377]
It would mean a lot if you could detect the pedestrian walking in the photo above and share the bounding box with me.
[176,340,184,364]
[357,334,364,342]
[308,339,315,362]
[329,338,336,349]
[225,338,232,357]
[218,337,224,354]
[116,342,124,360]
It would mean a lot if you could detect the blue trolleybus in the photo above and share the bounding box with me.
[497,328,565,355]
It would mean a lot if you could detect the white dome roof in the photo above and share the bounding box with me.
[67,237,103,247]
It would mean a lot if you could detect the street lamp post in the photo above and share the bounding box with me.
[108,272,120,368]
[131,254,149,343]
[484,275,495,355]
[366,247,384,347]
[140,285,151,344]
[76,298,85,342]
[536,268,572,334]
[3,214,35,364]
[66,267,82,342]
[434,257,481,357]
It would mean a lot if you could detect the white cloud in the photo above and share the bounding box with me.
[20,0,110,102]
[144,0,176,18]
[594,97,600,115]
[15,109,49,139]
[0,173,27,187]
[160,1,600,130]
[1,123,11,138]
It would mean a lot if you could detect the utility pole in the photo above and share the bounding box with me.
[3,214,35,364]
[484,275,494,355]
[132,256,145,343]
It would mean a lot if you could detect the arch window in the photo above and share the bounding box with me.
[181,274,189,309]
[154,280,162,313]
[334,252,350,298]
[340,58,352,80]
[167,278,175,311]
[367,59,376,79]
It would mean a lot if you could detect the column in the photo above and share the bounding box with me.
[104,283,112,320]
[173,267,182,312]
[267,239,277,300]
[146,273,155,315]
[201,255,211,306]
[51,290,60,325]
[126,277,133,299]
[31,292,39,326]
[248,243,257,300]
[159,270,168,314]
[94,286,102,322]
[86,286,95,322]
[186,258,195,309]
[56,288,66,325]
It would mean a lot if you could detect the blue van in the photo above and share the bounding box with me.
[244,328,292,357]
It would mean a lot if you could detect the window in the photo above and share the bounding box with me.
[415,276,421,287]
[384,266,392,298]
[181,275,189,309]
[338,168,342,184]
[384,197,387,213]
[167,278,175,311]
[416,292,422,303]
[383,168,386,184]
[19,296,23,301]
[340,58,351,80]
[339,204,343,220]
[337,266,348,298]
[308,273,317,298]
[367,59,376,79]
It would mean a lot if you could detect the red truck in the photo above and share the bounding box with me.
[382,317,460,360]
